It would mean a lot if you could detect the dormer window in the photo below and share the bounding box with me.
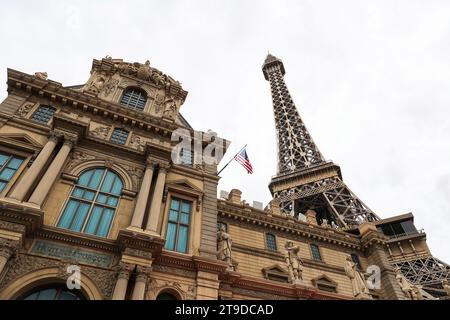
[119,88,147,111]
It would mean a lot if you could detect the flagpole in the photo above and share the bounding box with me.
[217,144,247,176]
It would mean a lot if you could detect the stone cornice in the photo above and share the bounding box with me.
[220,272,348,300]
[7,69,178,138]
[218,200,361,250]
[232,242,346,275]
[0,198,43,235]
[35,226,120,253]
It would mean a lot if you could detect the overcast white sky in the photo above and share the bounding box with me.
[1,1,449,263]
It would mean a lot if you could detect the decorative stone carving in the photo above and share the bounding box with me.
[84,71,107,95]
[90,125,110,139]
[136,60,152,81]
[344,255,371,299]
[129,134,146,152]
[101,78,120,97]
[15,103,34,117]
[66,151,97,172]
[34,72,48,80]
[153,93,165,114]
[284,240,303,284]
[442,279,450,296]
[217,225,233,271]
[147,279,194,300]
[121,164,143,191]
[321,218,331,228]
[163,98,177,120]
[30,240,114,268]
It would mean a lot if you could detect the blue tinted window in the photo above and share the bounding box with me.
[164,198,192,253]
[266,233,277,251]
[31,105,56,124]
[110,128,129,145]
[57,168,122,237]
[310,244,322,261]
[0,152,24,192]
[120,88,147,111]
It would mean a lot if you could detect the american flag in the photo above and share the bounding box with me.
[234,148,253,174]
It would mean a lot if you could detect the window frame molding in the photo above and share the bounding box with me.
[118,86,149,112]
[264,232,278,252]
[0,146,31,197]
[29,103,58,126]
[162,192,197,255]
[109,127,130,146]
[55,167,124,239]
[309,243,323,262]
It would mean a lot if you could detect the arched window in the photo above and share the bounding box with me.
[156,292,179,300]
[31,105,56,124]
[110,128,129,145]
[265,233,277,251]
[0,152,24,192]
[310,244,322,261]
[119,88,147,111]
[19,285,85,300]
[57,168,123,237]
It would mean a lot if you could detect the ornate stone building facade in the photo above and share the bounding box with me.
[0,55,448,300]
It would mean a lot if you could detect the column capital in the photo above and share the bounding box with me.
[158,162,171,173]
[117,262,134,280]
[145,157,159,168]
[47,131,62,143]
[135,265,151,283]
[0,238,19,259]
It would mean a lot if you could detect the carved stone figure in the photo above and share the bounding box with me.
[15,103,34,117]
[129,134,146,152]
[136,60,152,81]
[442,279,450,296]
[153,93,165,114]
[395,267,415,299]
[102,78,119,97]
[163,98,177,120]
[34,72,48,80]
[90,126,110,139]
[284,240,303,283]
[85,71,107,94]
[321,218,330,228]
[344,255,371,299]
[217,225,233,270]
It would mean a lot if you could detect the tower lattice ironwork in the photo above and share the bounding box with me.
[263,54,379,227]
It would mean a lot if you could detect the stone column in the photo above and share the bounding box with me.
[131,266,149,300]
[9,132,60,201]
[129,159,155,229]
[145,164,168,233]
[112,263,133,300]
[28,137,76,206]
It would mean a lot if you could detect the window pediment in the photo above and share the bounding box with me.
[262,264,290,283]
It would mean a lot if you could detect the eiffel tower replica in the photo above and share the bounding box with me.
[263,54,450,297]
[263,53,379,228]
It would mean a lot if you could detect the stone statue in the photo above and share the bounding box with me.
[129,134,146,152]
[136,60,152,81]
[321,218,330,228]
[284,240,303,283]
[86,71,107,94]
[217,225,233,270]
[34,72,48,80]
[394,267,415,299]
[102,78,119,97]
[344,255,371,299]
[163,98,177,120]
[442,279,450,296]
